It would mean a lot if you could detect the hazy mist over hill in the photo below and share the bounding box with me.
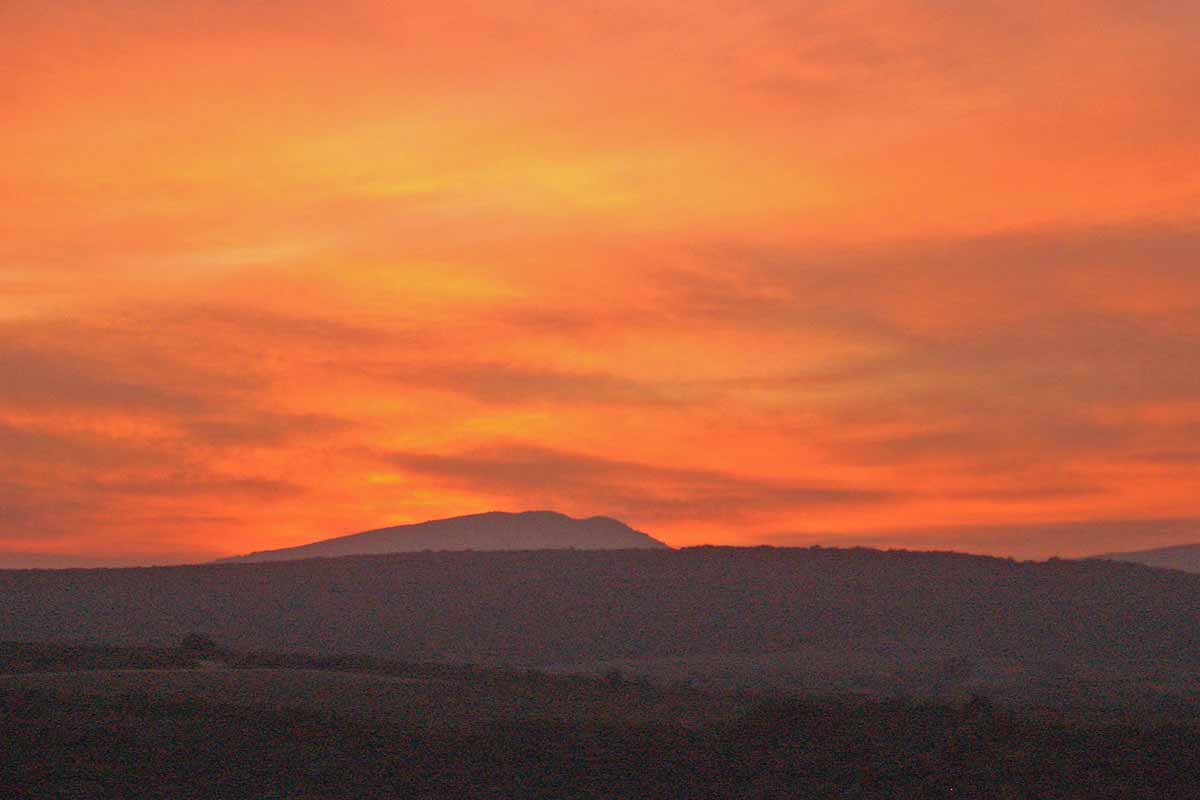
[1093,542,1200,574]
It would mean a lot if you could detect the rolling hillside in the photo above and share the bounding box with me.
[5,546,1200,702]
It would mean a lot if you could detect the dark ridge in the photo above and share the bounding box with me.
[4,546,1200,689]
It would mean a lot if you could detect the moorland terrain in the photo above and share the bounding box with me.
[3,545,1200,708]
[7,518,1200,798]
[2,641,1198,799]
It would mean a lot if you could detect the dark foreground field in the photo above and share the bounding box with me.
[1,644,1198,799]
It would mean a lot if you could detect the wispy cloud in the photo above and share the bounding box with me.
[1,0,1196,561]
[382,443,894,523]
[0,341,213,414]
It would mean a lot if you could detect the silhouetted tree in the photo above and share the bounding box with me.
[180,632,218,657]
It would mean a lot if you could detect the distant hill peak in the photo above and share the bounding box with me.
[1091,541,1200,574]
[218,510,669,563]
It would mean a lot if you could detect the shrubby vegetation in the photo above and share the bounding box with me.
[1,648,1198,799]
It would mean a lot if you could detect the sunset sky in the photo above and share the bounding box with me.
[2,1,1198,566]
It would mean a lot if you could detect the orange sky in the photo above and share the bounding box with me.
[2,0,1198,565]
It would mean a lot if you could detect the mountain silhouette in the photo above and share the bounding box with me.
[217,510,668,563]
[1093,542,1200,573]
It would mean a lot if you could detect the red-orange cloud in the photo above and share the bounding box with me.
[2,0,1197,564]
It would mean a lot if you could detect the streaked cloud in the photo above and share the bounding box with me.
[181,412,355,447]
[382,443,895,523]
[364,362,677,407]
[0,341,212,414]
